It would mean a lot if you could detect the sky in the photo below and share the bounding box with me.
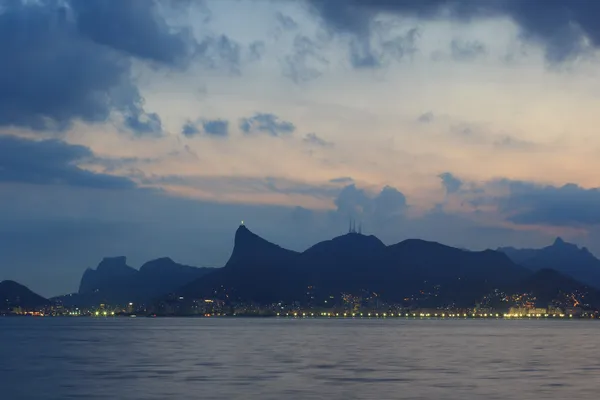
[3,0,600,297]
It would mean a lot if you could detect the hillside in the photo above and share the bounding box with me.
[517,268,600,308]
[498,237,600,289]
[0,280,50,311]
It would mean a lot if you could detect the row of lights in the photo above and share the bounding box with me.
[275,312,580,318]
[93,311,115,316]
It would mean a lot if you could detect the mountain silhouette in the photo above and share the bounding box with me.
[0,280,49,311]
[59,256,214,306]
[498,237,600,289]
[516,268,600,307]
[79,256,137,294]
[177,225,299,303]
[180,225,531,307]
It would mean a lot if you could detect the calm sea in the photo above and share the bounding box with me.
[1,318,599,399]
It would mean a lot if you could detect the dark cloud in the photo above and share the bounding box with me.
[124,112,163,135]
[439,172,463,194]
[69,0,194,66]
[0,134,135,189]
[308,0,600,63]
[373,186,407,218]
[418,111,435,123]
[239,113,296,136]
[0,0,202,134]
[202,119,229,136]
[334,184,373,217]
[334,184,408,220]
[182,119,229,137]
[304,133,333,147]
[182,121,201,136]
[497,180,600,227]
[450,39,486,61]
[0,0,243,135]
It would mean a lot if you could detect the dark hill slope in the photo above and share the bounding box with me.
[0,280,49,310]
[517,268,600,308]
[498,237,600,289]
[180,225,299,303]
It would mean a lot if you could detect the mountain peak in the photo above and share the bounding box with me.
[97,256,128,270]
[0,280,49,309]
[236,223,250,235]
[234,224,276,248]
[0,280,23,289]
[227,224,298,268]
[550,237,579,252]
[139,257,180,273]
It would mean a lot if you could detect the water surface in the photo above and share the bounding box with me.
[1,318,599,399]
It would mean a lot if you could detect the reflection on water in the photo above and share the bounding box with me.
[1,318,600,399]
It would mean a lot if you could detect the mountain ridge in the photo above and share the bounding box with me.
[56,256,215,307]
[179,225,531,307]
[498,237,600,289]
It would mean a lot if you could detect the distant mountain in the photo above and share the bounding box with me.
[498,237,600,289]
[79,256,137,294]
[517,269,600,308]
[59,256,214,306]
[0,280,49,311]
[179,225,530,307]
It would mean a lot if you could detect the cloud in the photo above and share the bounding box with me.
[348,25,419,69]
[0,0,245,135]
[69,0,195,66]
[330,177,354,184]
[333,184,407,220]
[282,35,329,83]
[182,119,229,137]
[0,134,135,189]
[334,184,373,217]
[497,181,600,227]
[248,41,266,61]
[182,121,201,136]
[202,119,229,136]
[0,0,201,134]
[276,12,299,31]
[442,175,600,228]
[239,113,296,136]
[418,112,435,123]
[492,135,536,151]
[196,34,242,72]
[439,172,463,194]
[450,39,486,61]
[373,186,408,218]
[304,133,333,147]
[143,175,339,201]
[307,0,600,63]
